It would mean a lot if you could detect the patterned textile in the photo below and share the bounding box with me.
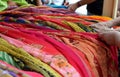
[0,6,118,77]
[0,0,29,11]
[0,60,43,77]
[0,51,24,69]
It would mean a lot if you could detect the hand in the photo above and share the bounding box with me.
[64,2,69,6]
[90,21,112,28]
[99,30,120,47]
[90,21,116,32]
[68,3,78,12]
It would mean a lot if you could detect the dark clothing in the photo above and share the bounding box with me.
[87,0,103,15]
[26,0,36,5]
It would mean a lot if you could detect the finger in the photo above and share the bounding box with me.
[92,28,98,32]
[89,24,97,28]
[93,28,106,32]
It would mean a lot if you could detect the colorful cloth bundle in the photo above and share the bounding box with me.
[0,60,44,77]
[0,0,29,11]
[0,6,118,77]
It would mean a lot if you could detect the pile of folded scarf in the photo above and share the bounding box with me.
[0,6,118,77]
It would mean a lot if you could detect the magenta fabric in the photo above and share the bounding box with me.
[0,24,90,77]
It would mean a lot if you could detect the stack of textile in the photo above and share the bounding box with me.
[0,6,118,77]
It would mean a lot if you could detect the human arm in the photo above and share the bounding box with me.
[109,16,120,27]
[68,0,96,11]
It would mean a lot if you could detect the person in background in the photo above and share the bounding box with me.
[68,0,103,15]
[26,0,42,6]
[0,0,29,11]
[90,16,120,48]
[41,0,69,8]
[41,0,50,5]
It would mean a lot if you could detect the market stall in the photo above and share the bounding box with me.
[0,6,118,77]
